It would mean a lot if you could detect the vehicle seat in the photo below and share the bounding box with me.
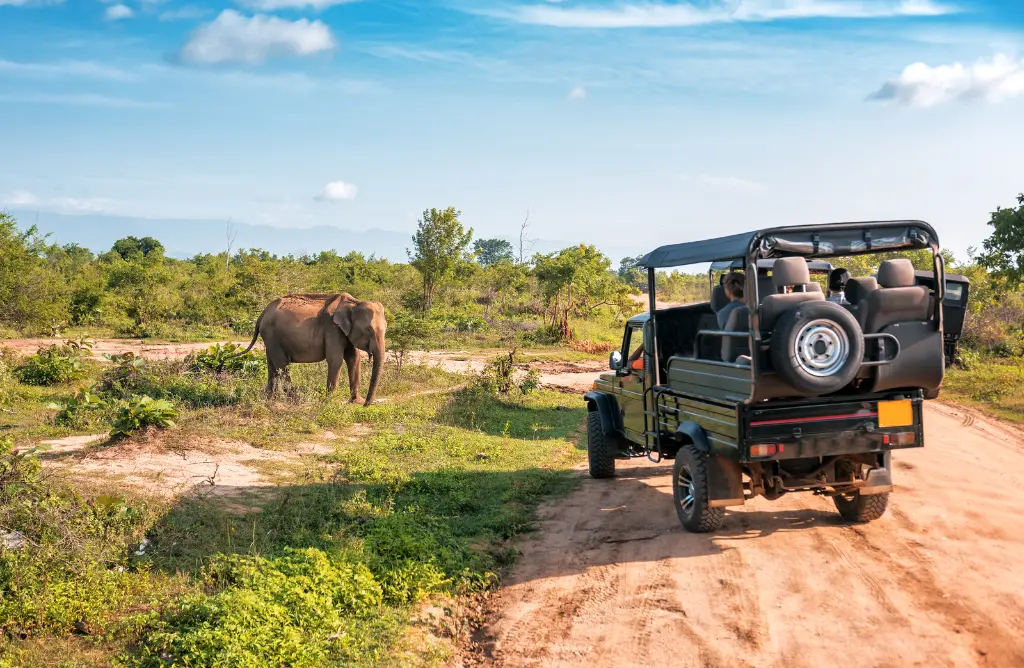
[843,276,878,328]
[861,259,930,333]
[721,305,751,364]
[759,258,825,329]
[711,285,730,313]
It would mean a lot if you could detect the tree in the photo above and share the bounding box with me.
[0,214,67,331]
[111,236,164,261]
[978,192,1024,285]
[618,254,646,290]
[533,244,629,340]
[408,207,473,311]
[473,238,514,267]
[517,208,535,265]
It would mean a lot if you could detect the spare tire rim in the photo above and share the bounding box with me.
[794,318,850,377]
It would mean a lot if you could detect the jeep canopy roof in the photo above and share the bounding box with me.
[709,258,834,273]
[640,221,938,269]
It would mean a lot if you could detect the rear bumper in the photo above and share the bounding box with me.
[740,394,924,464]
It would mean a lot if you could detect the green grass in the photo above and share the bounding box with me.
[943,356,1024,423]
[0,346,588,667]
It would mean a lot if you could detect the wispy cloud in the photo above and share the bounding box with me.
[0,92,167,108]
[236,0,358,10]
[179,10,336,65]
[681,173,767,194]
[105,3,134,20]
[0,59,136,81]
[2,190,38,206]
[315,180,358,201]
[53,197,117,214]
[869,53,1024,107]
[481,0,954,28]
[568,86,586,100]
[159,5,208,20]
[0,0,63,6]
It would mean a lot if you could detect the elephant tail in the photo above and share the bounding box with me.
[228,310,266,358]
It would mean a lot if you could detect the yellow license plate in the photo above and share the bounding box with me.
[877,400,913,428]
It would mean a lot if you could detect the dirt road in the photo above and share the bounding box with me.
[464,401,1024,667]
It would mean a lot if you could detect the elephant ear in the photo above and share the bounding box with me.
[332,304,354,338]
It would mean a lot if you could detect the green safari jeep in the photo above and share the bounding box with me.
[585,221,948,532]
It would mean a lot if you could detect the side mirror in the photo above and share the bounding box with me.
[609,350,623,371]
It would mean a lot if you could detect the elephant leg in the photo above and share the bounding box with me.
[345,344,362,404]
[265,347,289,397]
[326,356,343,393]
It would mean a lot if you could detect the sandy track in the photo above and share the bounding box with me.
[464,401,1024,668]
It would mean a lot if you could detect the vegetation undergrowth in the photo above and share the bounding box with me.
[0,348,587,667]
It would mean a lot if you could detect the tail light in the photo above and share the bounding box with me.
[750,443,782,458]
[883,431,915,446]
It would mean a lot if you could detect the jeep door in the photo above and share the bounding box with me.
[618,323,647,440]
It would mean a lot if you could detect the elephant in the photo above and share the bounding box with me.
[233,292,387,405]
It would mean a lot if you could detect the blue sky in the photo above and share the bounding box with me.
[1,0,1023,261]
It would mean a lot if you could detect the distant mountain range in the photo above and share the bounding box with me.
[7,209,647,266]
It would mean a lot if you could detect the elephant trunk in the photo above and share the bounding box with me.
[364,329,385,406]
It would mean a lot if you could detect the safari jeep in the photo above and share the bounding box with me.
[584,221,947,533]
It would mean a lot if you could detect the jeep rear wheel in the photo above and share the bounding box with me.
[586,411,616,479]
[771,301,864,395]
[673,445,724,533]
[833,491,889,523]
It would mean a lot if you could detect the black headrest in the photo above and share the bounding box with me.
[772,258,811,289]
[878,259,916,288]
[711,285,729,313]
[846,277,878,305]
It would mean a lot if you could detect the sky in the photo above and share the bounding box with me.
[1,0,1023,263]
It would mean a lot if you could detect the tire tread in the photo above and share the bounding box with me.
[586,411,616,479]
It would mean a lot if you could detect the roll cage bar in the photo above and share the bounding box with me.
[639,220,945,390]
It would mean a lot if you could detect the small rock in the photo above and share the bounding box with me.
[1,530,27,551]
[134,537,150,557]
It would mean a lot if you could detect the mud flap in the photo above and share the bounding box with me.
[706,455,745,508]
[861,452,893,495]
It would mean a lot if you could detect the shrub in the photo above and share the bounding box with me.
[126,548,389,667]
[46,387,109,428]
[186,342,264,376]
[0,437,156,638]
[518,369,540,395]
[110,396,178,439]
[14,342,88,386]
[98,352,149,398]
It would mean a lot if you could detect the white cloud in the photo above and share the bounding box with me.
[868,53,1024,107]
[681,173,767,194]
[3,190,38,206]
[0,92,166,108]
[485,0,954,28]
[568,86,586,100]
[179,10,336,65]
[53,197,116,213]
[236,0,357,10]
[159,5,207,20]
[0,59,136,81]
[0,0,63,6]
[105,4,134,19]
[315,180,358,201]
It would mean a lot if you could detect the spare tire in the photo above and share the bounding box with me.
[771,301,863,395]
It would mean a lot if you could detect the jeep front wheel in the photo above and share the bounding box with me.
[586,411,616,479]
[673,445,724,533]
[833,491,889,523]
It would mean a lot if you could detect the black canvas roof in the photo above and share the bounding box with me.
[709,258,834,273]
[639,220,938,269]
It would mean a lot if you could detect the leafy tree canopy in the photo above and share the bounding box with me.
[473,238,514,267]
[978,192,1024,285]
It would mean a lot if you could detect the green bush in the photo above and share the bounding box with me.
[126,548,390,667]
[186,342,264,376]
[46,387,109,428]
[110,396,178,439]
[0,437,158,638]
[14,342,89,386]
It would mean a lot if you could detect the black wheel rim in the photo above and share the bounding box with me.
[677,464,696,517]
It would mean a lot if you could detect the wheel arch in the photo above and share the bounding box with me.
[677,421,745,508]
[584,391,623,436]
